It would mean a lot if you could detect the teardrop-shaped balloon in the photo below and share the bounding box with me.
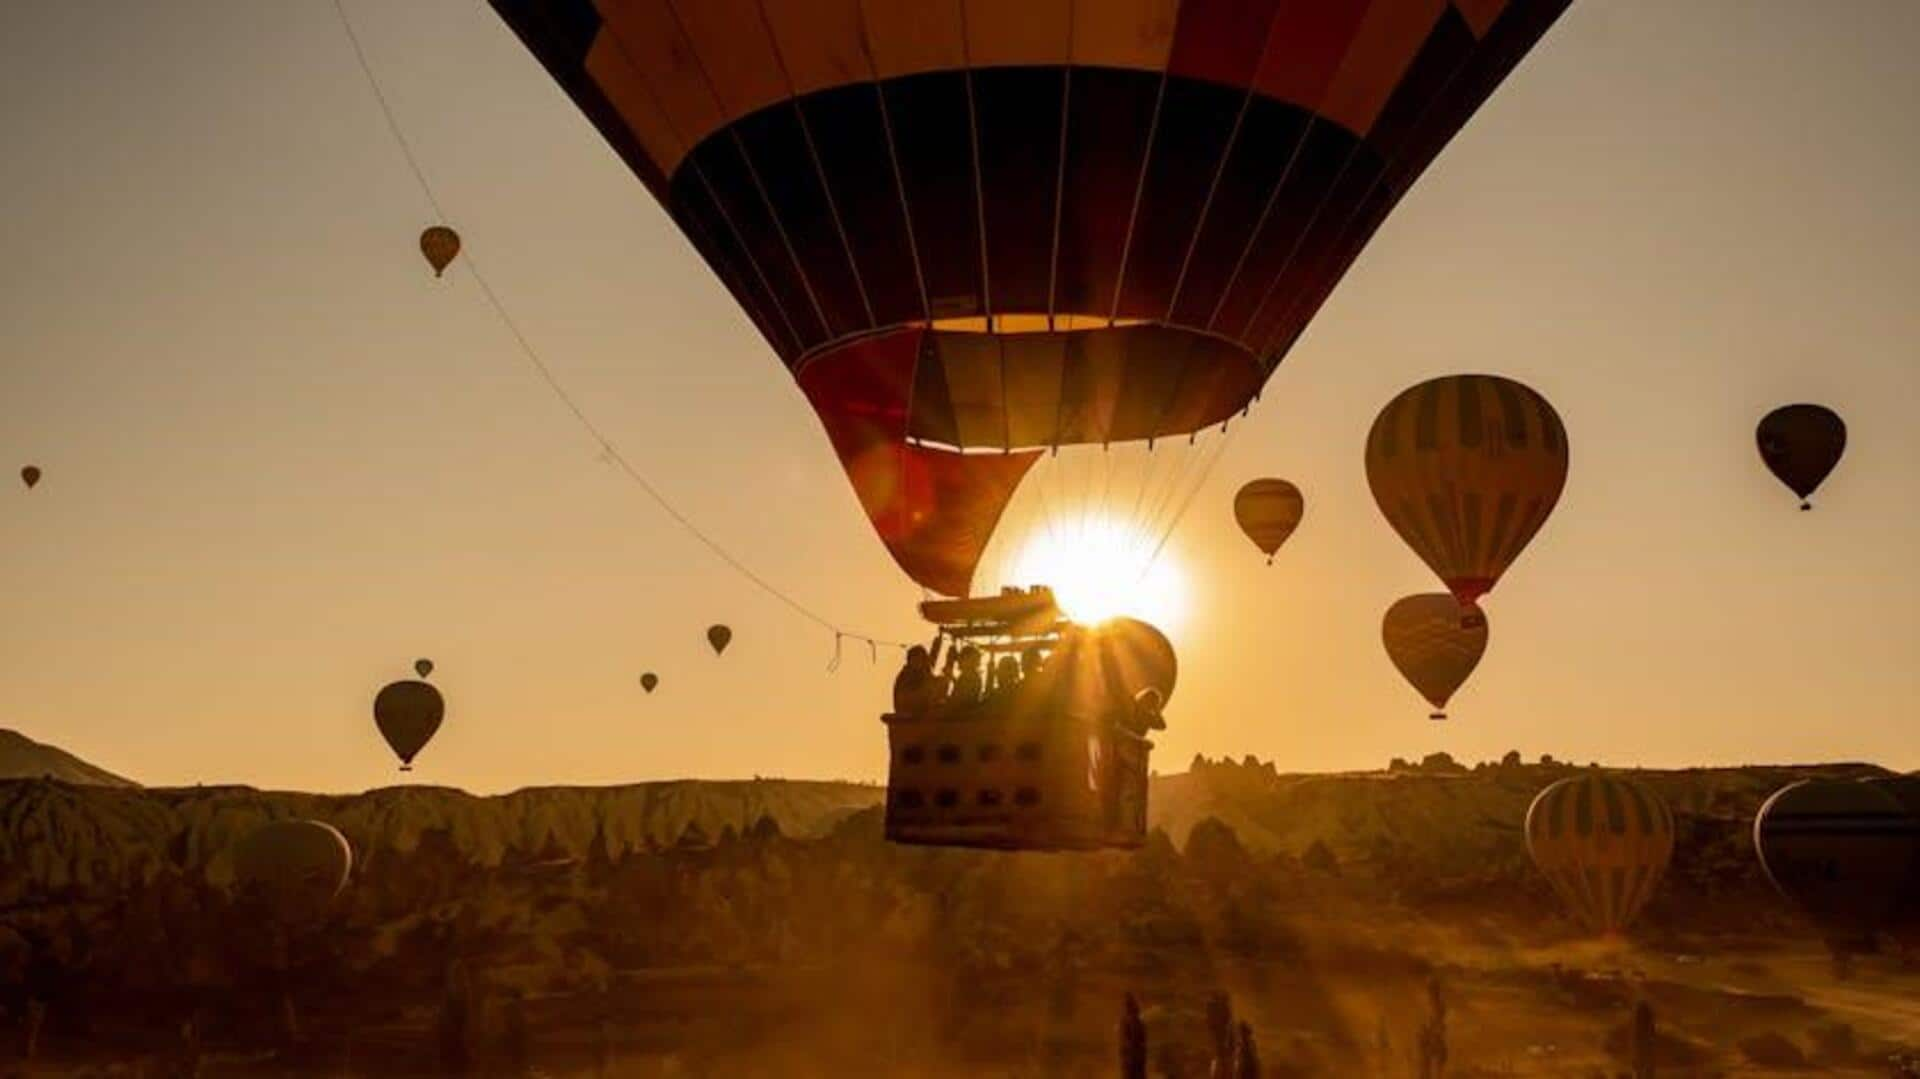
[373,679,444,771]
[413,658,434,679]
[419,226,461,277]
[1525,772,1674,936]
[1756,404,1845,510]
[20,466,40,489]
[1754,779,1920,940]
[707,625,732,655]
[640,672,658,694]
[1381,594,1488,720]
[1233,479,1304,562]
[232,818,352,926]
[1366,375,1569,606]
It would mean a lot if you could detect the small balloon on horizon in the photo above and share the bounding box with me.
[419,225,461,277]
[707,625,732,655]
[20,466,41,489]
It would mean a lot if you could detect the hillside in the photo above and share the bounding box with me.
[0,729,136,788]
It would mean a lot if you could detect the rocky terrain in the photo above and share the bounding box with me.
[0,737,1916,1076]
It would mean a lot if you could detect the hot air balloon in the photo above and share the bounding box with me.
[232,819,353,926]
[1525,772,1674,936]
[1381,593,1487,720]
[1756,404,1845,511]
[373,679,444,771]
[420,225,461,277]
[1234,479,1304,563]
[640,672,659,693]
[19,466,40,490]
[1366,375,1568,607]
[1753,779,1920,943]
[488,0,1571,600]
[1867,775,1920,944]
[414,658,434,679]
[706,625,732,656]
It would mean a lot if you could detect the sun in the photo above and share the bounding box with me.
[999,514,1189,632]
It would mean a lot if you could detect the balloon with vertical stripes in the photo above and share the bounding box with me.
[1366,374,1569,607]
[1525,772,1674,936]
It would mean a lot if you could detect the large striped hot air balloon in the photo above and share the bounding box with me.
[489,0,1570,596]
[1366,374,1569,606]
[1525,772,1674,937]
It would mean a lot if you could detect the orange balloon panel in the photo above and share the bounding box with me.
[1366,374,1568,605]
[1525,773,1673,936]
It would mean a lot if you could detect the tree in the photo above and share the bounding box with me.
[1232,1022,1261,1079]
[1119,993,1147,1079]
[1206,992,1235,1077]
[1416,976,1449,1079]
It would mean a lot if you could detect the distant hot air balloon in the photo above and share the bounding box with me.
[1381,593,1487,720]
[373,679,444,771]
[487,0,1572,598]
[1756,404,1845,511]
[419,226,461,277]
[1525,772,1674,936]
[640,672,659,694]
[414,658,434,679]
[19,466,40,490]
[1754,779,1920,943]
[1367,375,1569,607]
[1234,479,1304,563]
[707,625,732,656]
[232,819,352,926]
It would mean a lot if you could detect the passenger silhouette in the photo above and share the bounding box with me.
[1124,687,1167,736]
[892,638,945,715]
[949,646,984,709]
[992,653,1022,696]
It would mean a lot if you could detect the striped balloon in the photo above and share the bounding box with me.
[1753,779,1920,939]
[1365,375,1568,606]
[1381,593,1487,720]
[1233,479,1304,562]
[1525,773,1674,936]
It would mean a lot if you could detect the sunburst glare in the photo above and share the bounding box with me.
[996,514,1188,632]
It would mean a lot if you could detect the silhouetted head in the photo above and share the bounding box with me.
[1020,647,1043,675]
[958,646,981,671]
[996,655,1020,681]
[905,645,930,670]
[1133,686,1164,718]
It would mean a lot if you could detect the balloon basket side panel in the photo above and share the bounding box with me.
[881,711,1150,852]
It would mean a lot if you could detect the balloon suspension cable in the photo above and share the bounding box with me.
[1136,419,1244,584]
[329,0,909,654]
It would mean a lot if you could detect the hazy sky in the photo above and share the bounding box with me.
[2,2,1916,793]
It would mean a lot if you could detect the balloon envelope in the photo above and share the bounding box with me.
[487,0,1571,596]
[373,679,444,770]
[1381,593,1487,718]
[232,819,352,926]
[419,225,461,276]
[1753,779,1920,939]
[1234,479,1304,560]
[413,658,434,679]
[19,466,40,489]
[1525,773,1674,936]
[707,625,732,655]
[1366,375,1569,605]
[640,672,659,693]
[1756,404,1845,509]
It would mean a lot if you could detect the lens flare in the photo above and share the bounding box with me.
[999,515,1187,631]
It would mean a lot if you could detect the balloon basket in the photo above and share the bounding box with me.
[398,764,413,772]
[1429,711,1447,721]
[1800,501,1812,511]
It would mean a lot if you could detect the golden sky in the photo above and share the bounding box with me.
[2,1,1916,792]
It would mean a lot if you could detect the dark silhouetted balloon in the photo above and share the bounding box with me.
[19,466,40,489]
[232,818,352,926]
[707,625,732,656]
[413,658,434,679]
[640,672,658,694]
[1756,404,1845,510]
[1867,775,1920,943]
[1233,479,1304,563]
[373,679,444,771]
[487,1,1570,598]
[1382,594,1488,720]
[1367,375,1569,606]
[1755,779,1920,940]
[420,226,461,277]
[1526,772,1674,936]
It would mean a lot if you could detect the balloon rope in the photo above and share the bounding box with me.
[329,0,911,653]
[1138,421,1243,582]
